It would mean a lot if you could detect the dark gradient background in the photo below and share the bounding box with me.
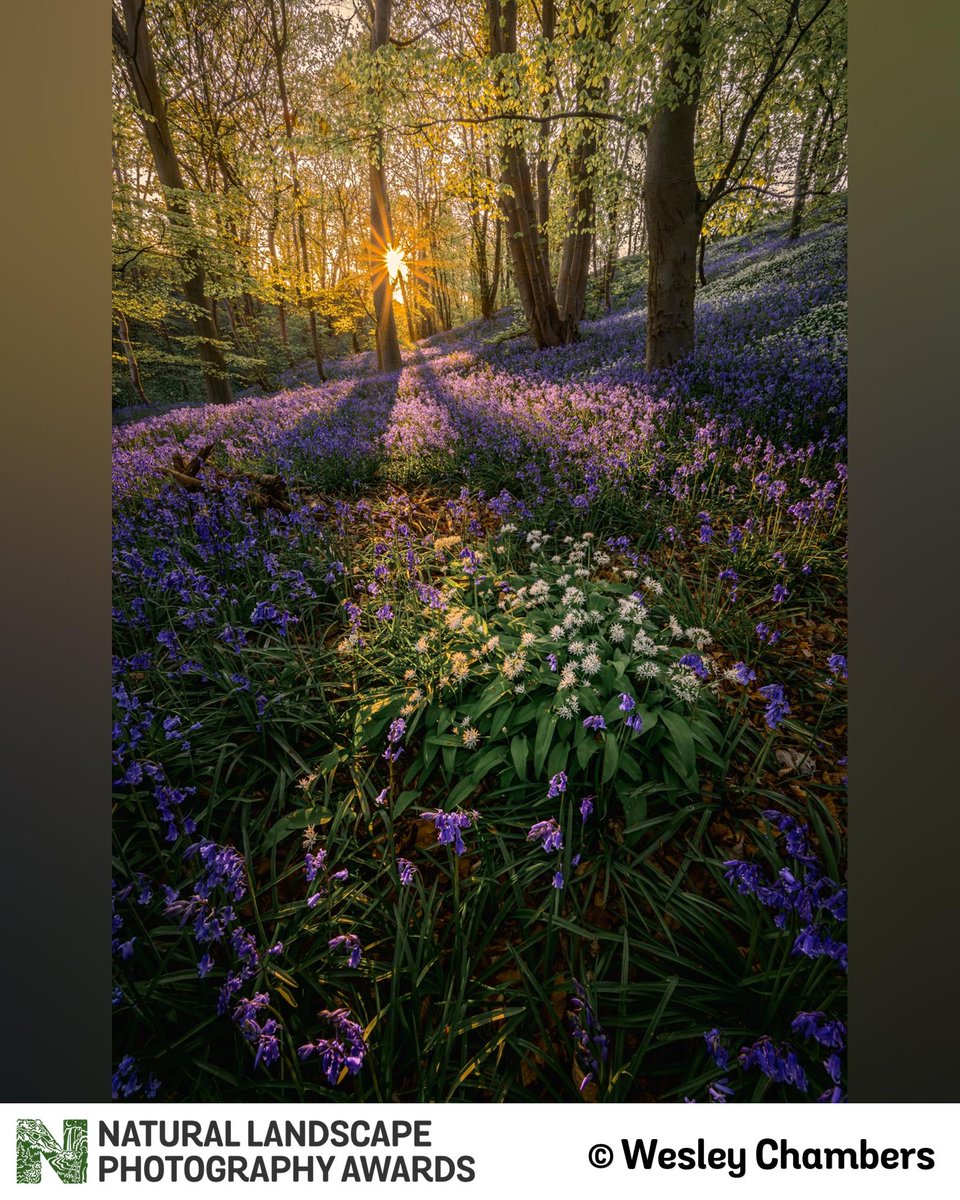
[0,0,956,1103]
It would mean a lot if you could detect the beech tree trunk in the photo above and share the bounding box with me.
[644,0,711,369]
[555,2,618,335]
[488,0,564,348]
[788,104,819,240]
[115,310,149,405]
[266,191,294,363]
[555,124,597,333]
[267,0,325,380]
[369,0,403,371]
[112,0,233,404]
[534,0,555,261]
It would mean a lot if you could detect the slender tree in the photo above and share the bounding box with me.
[644,0,711,369]
[112,0,233,404]
[267,0,326,380]
[368,0,404,371]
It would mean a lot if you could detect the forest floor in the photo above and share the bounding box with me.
[112,215,848,1104]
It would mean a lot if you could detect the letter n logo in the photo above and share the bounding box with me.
[16,1120,88,1184]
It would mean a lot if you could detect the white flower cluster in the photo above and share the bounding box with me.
[490,532,715,713]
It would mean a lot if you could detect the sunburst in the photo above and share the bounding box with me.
[360,226,446,310]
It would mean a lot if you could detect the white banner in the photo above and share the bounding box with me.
[4,1104,958,1197]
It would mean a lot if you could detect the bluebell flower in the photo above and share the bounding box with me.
[383,717,407,762]
[305,848,327,882]
[421,808,476,856]
[547,771,567,798]
[723,859,764,895]
[758,683,790,729]
[527,818,563,853]
[739,1036,808,1093]
[253,1018,281,1069]
[827,653,847,680]
[704,1027,730,1069]
[298,1008,367,1086]
[790,1011,846,1049]
[583,715,606,731]
[112,1055,142,1099]
[329,934,362,969]
[679,653,709,680]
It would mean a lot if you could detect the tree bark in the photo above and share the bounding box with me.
[644,0,711,369]
[115,309,150,405]
[488,0,564,348]
[369,0,403,371]
[267,0,325,380]
[555,2,618,335]
[266,193,292,360]
[112,0,232,404]
[788,103,818,239]
[534,0,555,260]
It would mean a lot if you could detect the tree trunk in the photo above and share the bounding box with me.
[554,131,596,336]
[369,0,403,371]
[112,0,232,404]
[370,155,403,370]
[555,1,618,336]
[698,233,707,286]
[490,217,502,312]
[267,0,325,380]
[115,310,150,405]
[788,103,818,239]
[644,0,711,370]
[488,0,564,348]
[266,190,292,361]
[534,0,555,260]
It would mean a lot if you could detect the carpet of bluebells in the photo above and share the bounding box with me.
[113,217,847,1103]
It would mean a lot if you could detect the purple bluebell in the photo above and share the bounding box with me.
[328,933,362,969]
[758,683,790,729]
[421,808,476,856]
[547,771,567,798]
[527,818,563,853]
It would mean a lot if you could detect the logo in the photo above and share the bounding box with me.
[16,1120,88,1184]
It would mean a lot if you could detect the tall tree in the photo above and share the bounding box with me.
[112,0,233,404]
[643,0,711,369]
[487,0,565,347]
[644,0,840,368]
[267,0,326,380]
[368,0,404,371]
[555,1,620,330]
